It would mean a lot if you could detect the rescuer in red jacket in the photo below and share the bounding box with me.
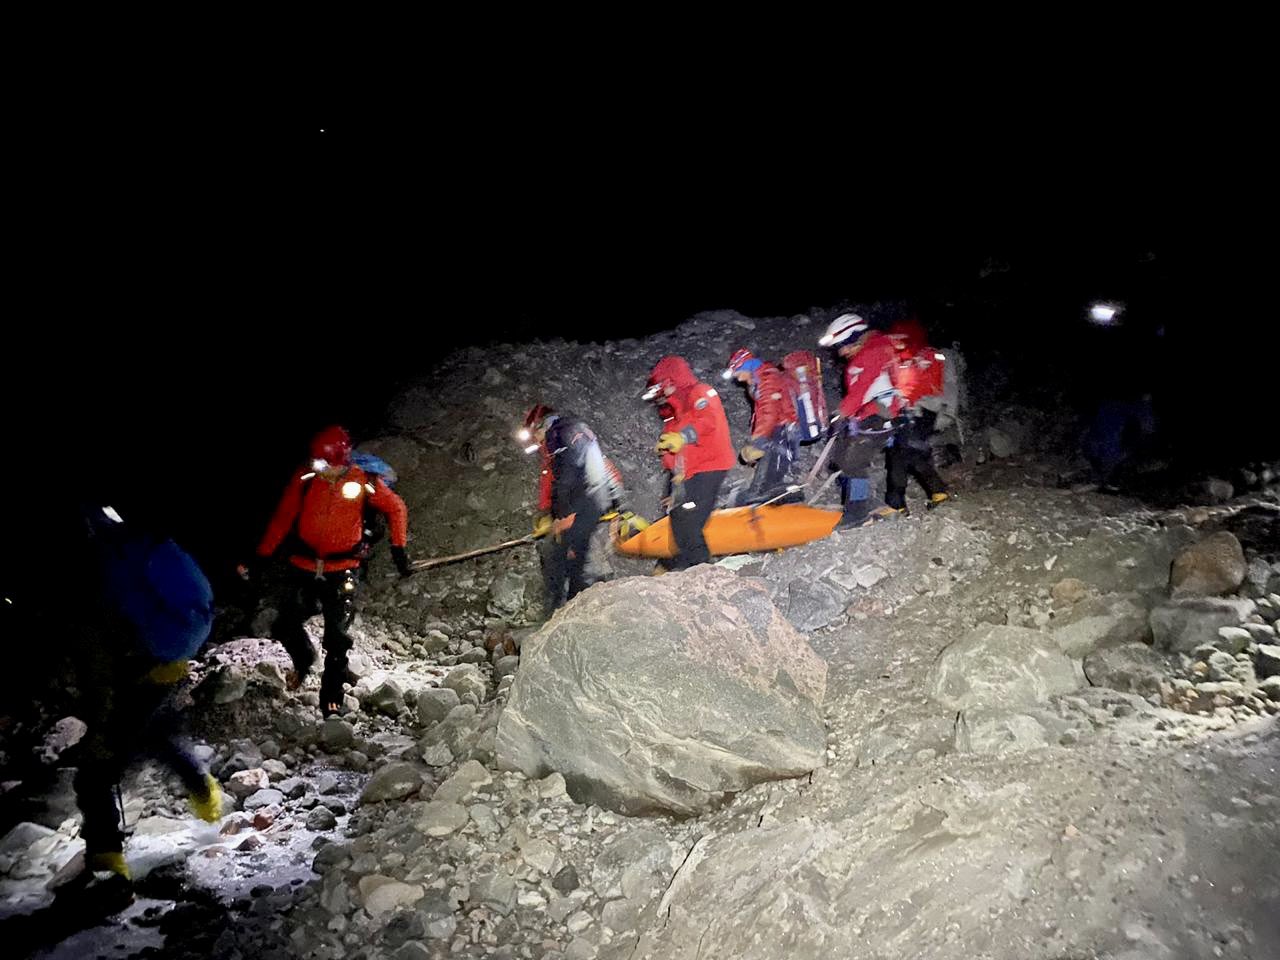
[820,313,905,526]
[885,319,951,513]
[244,425,411,717]
[723,348,801,504]
[644,356,735,569]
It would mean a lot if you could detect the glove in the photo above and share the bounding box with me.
[390,546,413,578]
[740,444,765,464]
[533,514,553,537]
[656,432,686,454]
[551,513,577,536]
[188,773,223,823]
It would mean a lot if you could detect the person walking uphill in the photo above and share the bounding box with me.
[820,313,906,526]
[644,356,735,569]
[885,317,951,513]
[723,348,800,504]
[521,404,624,613]
[242,425,411,718]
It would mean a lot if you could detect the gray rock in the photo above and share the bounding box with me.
[459,647,489,664]
[0,822,55,856]
[591,828,674,899]
[394,943,432,960]
[1083,644,1169,695]
[1207,651,1241,682]
[365,679,406,718]
[1243,622,1276,643]
[521,838,559,875]
[538,772,568,799]
[208,665,248,704]
[417,687,461,726]
[1169,531,1246,599]
[416,801,469,837]
[1259,677,1280,701]
[424,915,457,940]
[276,777,307,800]
[1150,597,1254,653]
[784,578,845,632]
[489,572,528,617]
[315,771,342,795]
[306,806,338,830]
[432,760,492,805]
[494,655,521,683]
[1051,578,1090,604]
[496,567,828,816]
[420,742,454,767]
[473,870,518,916]
[320,718,356,753]
[358,876,423,917]
[423,630,450,654]
[987,425,1020,458]
[1216,626,1253,654]
[226,768,270,800]
[553,864,580,894]
[442,664,488,703]
[954,710,1050,755]
[360,762,426,804]
[1255,644,1280,679]
[243,788,284,811]
[929,625,1084,710]
[1050,594,1150,657]
[420,704,481,757]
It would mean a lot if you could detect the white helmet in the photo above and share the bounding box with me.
[819,313,868,347]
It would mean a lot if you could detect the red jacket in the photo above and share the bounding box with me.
[838,332,904,421]
[748,363,798,439]
[536,446,553,512]
[649,356,736,478]
[258,465,409,573]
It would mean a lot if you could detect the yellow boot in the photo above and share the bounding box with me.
[87,851,131,881]
[188,773,223,823]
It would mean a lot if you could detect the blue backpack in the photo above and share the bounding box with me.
[92,511,214,663]
[350,451,397,486]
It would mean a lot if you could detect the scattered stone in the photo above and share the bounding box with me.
[553,865,580,894]
[255,661,287,689]
[1255,645,1280,679]
[1051,578,1089,604]
[226,768,270,800]
[276,777,307,800]
[417,687,461,726]
[1150,598,1254,653]
[494,655,521,683]
[359,876,424,917]
[420,742,454,767]
[365,679,406,717]
[417,801,469,837]
[208,665,248,704]
[442,664,488,703]
[1170,531,1246,599]
[432,760,492,805]
[320,718,356,753]
[954,710,1049,755]
[1216,626,1253,654]
[243,788,285,811]
[1051,594,1149,657]
[473,871,518,916]
[538,772,568,799]
[360,762,426,804]
[306,806,338,831]
[1083,644,1168,695]
[520,838,559,874]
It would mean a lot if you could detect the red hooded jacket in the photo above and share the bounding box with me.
[648,356,736,478]
[888,319,945,407]
[838,332,904,421]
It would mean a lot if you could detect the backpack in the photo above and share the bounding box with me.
[350,451,397,486]
[912,346,963,430]
[350,450,398,552]
[91,508,214,663]
[782,350,829,442]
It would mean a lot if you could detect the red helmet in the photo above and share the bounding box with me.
[310,425,352,466]
[727,348,754,371]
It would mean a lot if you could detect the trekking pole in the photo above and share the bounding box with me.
[806,470,842,505]
[410,534,541,571]
[803,433,839,486]
[754,485,804,510]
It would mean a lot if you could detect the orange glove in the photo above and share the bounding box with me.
[551,513,577,535]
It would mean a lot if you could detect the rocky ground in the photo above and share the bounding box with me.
[3,307,1278,959]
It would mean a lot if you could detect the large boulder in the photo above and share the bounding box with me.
[929,625,1084,711]
[495,566,828,817]
[1169,531,1246,599]
[1082,643,1169,694]
[1149,597,1255,653]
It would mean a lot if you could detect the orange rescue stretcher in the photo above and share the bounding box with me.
[612,503,842,559]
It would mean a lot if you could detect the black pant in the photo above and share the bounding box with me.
[885,411,946,509]
[272,568,357,710]
[831,416,894,523]
[742,425,799,504]
[541,507,596,613]
[669,470,726,570]
[74,681,204,856]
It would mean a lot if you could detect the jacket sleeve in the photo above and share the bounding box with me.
[257,476,304,558]
[683,385,728,448]
[537,449,553,512]
[368,478,410,547]
[551,431,590,517]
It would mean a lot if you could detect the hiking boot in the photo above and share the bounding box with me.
[926,492,952,510]
[862,506,905,526]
